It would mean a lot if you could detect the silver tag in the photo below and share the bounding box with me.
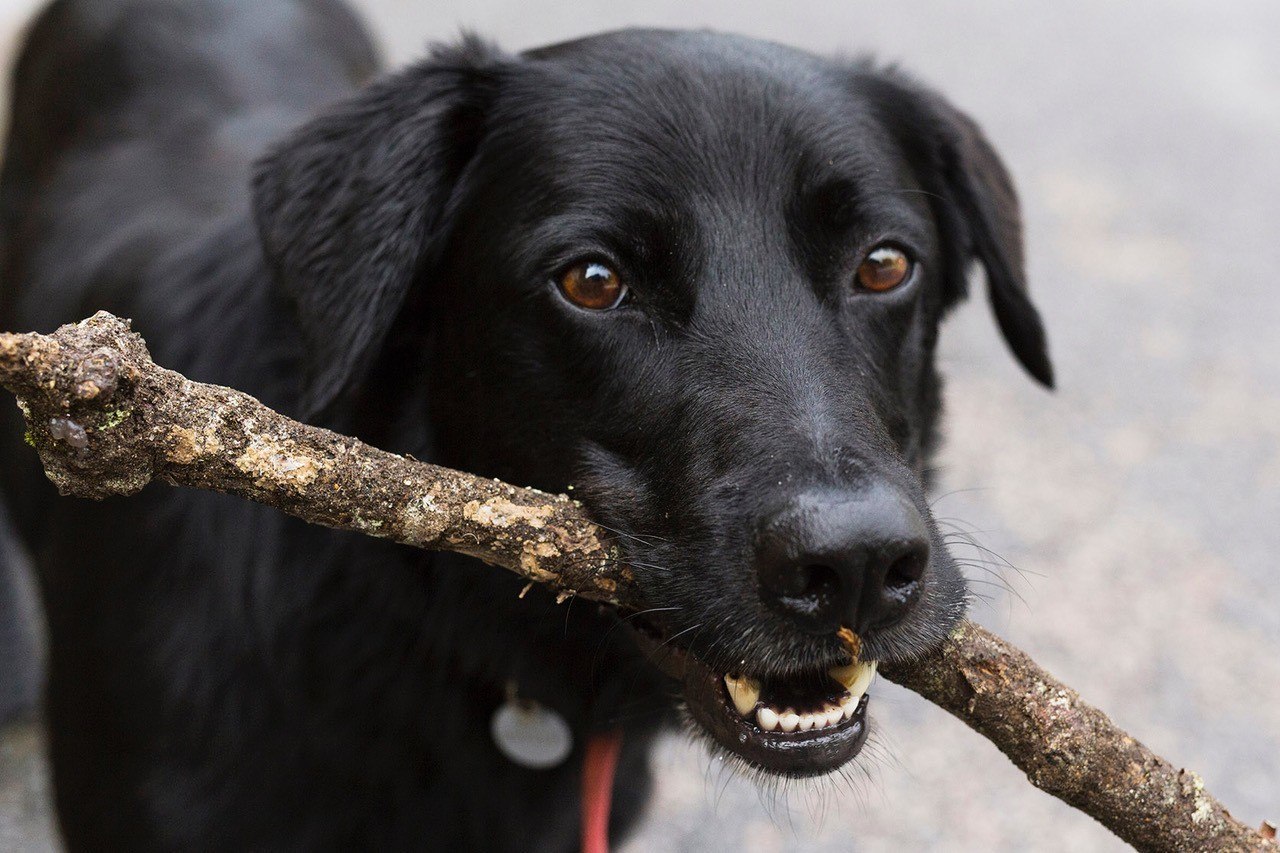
[491,698,573,769]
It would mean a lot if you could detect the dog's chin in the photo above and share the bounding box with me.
[627,621,876,777]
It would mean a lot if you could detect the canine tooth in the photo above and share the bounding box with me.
[824,705,844,727]
[779,710,800,733]
[841,700,856,720]
[847,661,877,704]
[831,660,877,702]
[723,673,761,718]
[757,707,779,731]
[829,662,858,689]
[829,660,871,689]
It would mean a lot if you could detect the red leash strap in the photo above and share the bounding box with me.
[581,730,623,853]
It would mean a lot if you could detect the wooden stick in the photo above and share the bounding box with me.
[880,623,1273,851]
[2,313,1275,852]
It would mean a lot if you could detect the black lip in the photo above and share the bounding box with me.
[681,647,870,777]
[626,620,871,776]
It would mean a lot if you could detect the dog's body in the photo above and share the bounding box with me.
[0,1,1050,849]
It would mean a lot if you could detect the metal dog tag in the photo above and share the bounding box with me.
[491,697,573,769]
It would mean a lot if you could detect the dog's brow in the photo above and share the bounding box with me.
[524,201,696,254]
[792,174,934,246]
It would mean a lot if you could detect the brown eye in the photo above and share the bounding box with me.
[557,261,627,310]
[855,245,912,293]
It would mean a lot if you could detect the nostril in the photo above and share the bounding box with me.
[797,563,841,602]
[871,545,929,630]
[884,547,927,591]
[759,561,845,634]
[766,560,823,599]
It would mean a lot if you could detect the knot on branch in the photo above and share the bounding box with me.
[0,312,156,498]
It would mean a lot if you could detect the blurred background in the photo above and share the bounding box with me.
[2,0,1278,849]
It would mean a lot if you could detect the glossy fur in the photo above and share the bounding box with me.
[0,0,1050,848]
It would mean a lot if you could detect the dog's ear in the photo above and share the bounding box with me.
[862,71,1054,388]
[253,37,505,416]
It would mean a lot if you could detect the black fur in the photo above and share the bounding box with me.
[0,1,1050,848]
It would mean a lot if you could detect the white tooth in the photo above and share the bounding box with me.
[723,674,761,718]
[798,713,815,732]
[824,706,844,727]
[757,706,779,731]
[779,710,800,733]
[841,699,856,720]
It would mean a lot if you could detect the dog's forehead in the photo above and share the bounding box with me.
[491,30,904,202]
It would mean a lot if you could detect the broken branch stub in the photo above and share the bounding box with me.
[1,312,1276,852]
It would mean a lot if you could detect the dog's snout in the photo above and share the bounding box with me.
[755,485,930,635]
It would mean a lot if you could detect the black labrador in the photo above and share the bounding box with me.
[0,0,1051,848]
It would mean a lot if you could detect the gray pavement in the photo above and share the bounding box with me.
[2,0,1278,849]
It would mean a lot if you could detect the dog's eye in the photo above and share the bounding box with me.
[557,262,627,310]
[855,245,913,293]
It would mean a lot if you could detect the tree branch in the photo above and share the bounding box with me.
[2,312,1275,852]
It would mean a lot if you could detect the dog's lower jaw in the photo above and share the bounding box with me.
[688,660,876,777]
[625,622,874,777]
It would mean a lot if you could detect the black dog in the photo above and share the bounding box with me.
[0,0,1051,848]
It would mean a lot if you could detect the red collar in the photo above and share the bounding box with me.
[581,730,623,853]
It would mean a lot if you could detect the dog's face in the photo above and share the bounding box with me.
[254,30,1051,777]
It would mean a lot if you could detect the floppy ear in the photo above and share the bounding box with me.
[253,37,505,416]
[862,71,1054,388]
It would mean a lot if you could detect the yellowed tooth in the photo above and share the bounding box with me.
[829,660,877,700]
[828,662,860,689]
[848,660,876,703]
[723,673,762,718]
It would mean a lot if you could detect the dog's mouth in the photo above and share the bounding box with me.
[628,620,875,776]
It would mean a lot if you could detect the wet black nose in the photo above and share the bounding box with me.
[755,484,930,635]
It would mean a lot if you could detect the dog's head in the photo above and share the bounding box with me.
[254,30,1051,777]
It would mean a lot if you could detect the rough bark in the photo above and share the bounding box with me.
[880,623,1275,852]
[0,312,636,609]
[1,312,1275,852]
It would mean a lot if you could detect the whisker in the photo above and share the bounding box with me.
[562,591,578,638]
[890,187,948,203]
[938,524,1042,582]
[590,519,671,546]
[653,622,703,655]
[928,485,991,506]
[590,606,684,678]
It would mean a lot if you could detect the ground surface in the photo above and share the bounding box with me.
[1,0,1278,850]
